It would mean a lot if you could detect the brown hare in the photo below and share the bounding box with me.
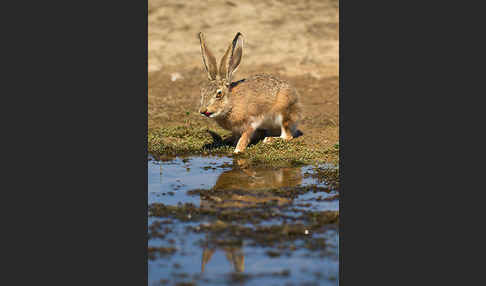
[198,32,302,154]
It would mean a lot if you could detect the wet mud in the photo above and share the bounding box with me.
[148,156,339,286]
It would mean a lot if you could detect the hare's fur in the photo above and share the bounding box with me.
[198,32,302,154]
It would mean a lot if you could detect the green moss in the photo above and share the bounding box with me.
[148,125,339,165]
[235,138,337,166]
[148,125,232,156]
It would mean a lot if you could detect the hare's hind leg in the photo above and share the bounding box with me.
[264,86,300,143]
[263,115,294,143]
[280,119,294,140]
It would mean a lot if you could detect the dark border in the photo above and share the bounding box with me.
[339,0,343,283]
[15,1,149,284]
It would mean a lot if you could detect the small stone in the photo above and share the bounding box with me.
[170,72,183,82]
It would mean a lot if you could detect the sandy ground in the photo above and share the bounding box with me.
[148,0,339,152]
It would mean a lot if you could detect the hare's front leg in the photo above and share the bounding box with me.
[234,127,255,154]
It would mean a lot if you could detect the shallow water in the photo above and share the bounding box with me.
[148,155,339,286]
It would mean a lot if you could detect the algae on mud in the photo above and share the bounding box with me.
[148,125,232,156]
[148,125,339,166]
[149,201,338,256]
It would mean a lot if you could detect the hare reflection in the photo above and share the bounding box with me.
[216,159,302,189]
[202,243,245,273]
[201,158,303,209]
[200,158,303,273]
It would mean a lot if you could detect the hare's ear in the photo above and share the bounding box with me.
[199,32,218,81]
[220,32,243,84]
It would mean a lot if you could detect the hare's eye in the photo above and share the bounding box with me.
[216,90,222,98]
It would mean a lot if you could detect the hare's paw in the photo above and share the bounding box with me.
[280,134,293,141]
[263,137,277,144]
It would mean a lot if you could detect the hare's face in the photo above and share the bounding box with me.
[198,32,243,119]
[199,80,231,118]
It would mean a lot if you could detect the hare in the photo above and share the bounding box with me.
[198,32,302,154]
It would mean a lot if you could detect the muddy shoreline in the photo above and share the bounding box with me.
[148,0,339,284]
[148,155,339,285]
